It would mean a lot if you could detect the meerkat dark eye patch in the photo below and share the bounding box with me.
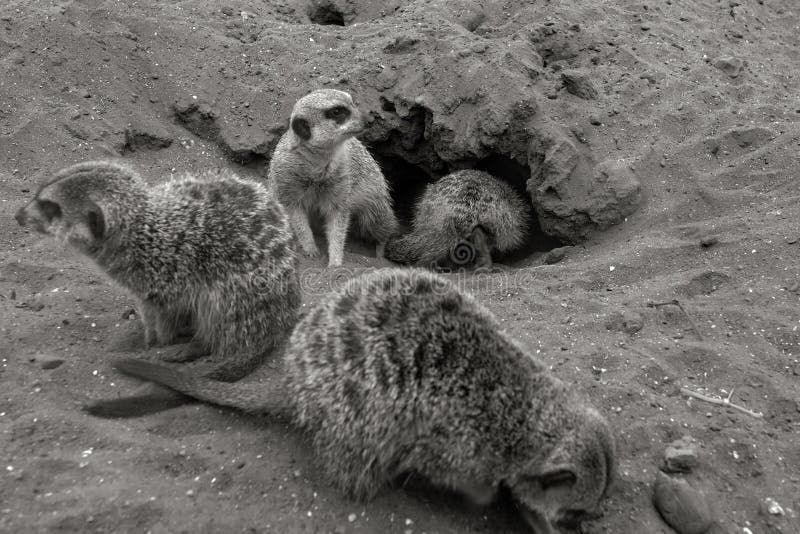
[291,117,312,140]
[324,105,351,124]
[36,199,62,221]
[86,209,105,239]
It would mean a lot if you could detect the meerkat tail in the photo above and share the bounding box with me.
[383,234,425,264]
[113,358,291,419]
[83,383,194,419]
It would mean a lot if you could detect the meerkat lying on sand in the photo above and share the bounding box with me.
[385,169,531,270]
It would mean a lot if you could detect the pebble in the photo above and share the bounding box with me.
[712,56,744,78]
[700,237,719,248]
[663,436,699,473]
[761,497,784,516]
[347,513,357,523]
[221,6,234,16]
[653,472,714,534]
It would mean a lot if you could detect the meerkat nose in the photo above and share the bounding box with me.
[14,206,27,227]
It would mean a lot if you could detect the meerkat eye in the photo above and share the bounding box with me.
[37,199,62,221]
[324,105,351,124]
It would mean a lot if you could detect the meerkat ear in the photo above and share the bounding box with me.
[291,117,312,140]
[537,465,577,490]
[85,204,106,239]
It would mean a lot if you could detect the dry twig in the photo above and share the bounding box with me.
[680,386,764,419]
[647,299,704,341]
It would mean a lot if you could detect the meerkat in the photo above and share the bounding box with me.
[384,169,531,270]
[15,160,301,384]
[267,89,399,267]
[111,268,615,533]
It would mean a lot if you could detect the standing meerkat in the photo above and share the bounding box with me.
[384,169,531,270]
[15,160,301,383]
[112,268,615,533]
[267,89,399,266]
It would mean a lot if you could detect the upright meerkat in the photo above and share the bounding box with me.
[268,89,399,266]
[384,169,531,270]
[112,268,615,533]
[15,160,301,383]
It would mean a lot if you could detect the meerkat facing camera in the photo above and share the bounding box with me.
[15,161,301,384]
[268,89,399,266]
[112,268,615,533]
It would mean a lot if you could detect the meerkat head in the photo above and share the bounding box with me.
[507,407,616,534]
[15,160,144,256]
[288,89,365,150]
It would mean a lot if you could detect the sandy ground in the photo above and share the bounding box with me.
[1,0,800,533]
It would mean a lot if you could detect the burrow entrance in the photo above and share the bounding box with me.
[307,1,347,26]
[373,148,563,265]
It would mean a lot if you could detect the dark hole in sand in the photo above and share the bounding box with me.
[375,154,435,228]
[307,1,346,26]
[375,150,562,265]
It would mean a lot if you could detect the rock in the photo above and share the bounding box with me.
[221,6,234,16]
[653,472,714,534]
[663,436,699,473]
[561,69,599,99]
[712,56,744,78]
[700,236,719,248]
[530,148,641,242]
[606,309,644,334]
[543,246,573,264]
[760,497,784,516]
[173,98,221,141]
[121,118,173,152]
[217,124,279,163]
[38,355,66,370]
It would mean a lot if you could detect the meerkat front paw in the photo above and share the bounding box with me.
[301,242,322,258]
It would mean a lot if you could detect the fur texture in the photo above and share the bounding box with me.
[15,160,301,382]
[112,268,615,533]
[268,89,399,266]
[385,170,531,270]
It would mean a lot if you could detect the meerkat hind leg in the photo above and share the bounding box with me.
[470,226,493,271]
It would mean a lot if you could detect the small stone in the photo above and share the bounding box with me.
[589,115,602,126]
[663,436,699,473]
[38,355,65,370]
[121,119,174,152]
[347,513,357,523]
[653,472,714,534]
[700,237,719,248]
[761,497,784,516]
[221,6,234,16]
[712,56,744,78]
[122,309,137,320]
[543,246,573,265]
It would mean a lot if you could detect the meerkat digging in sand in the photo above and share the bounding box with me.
[268,89,399,266]
[111,268,615,533]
